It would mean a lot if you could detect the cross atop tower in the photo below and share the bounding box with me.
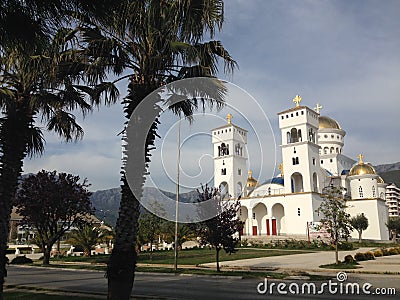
[293,95,302,107]
[314,103,323,114]
[227,113,232,124]
[358,153,364,164]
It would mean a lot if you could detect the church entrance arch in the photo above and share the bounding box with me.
[291,172,303,193]
[272,203,285,235]
[253,203,268,235]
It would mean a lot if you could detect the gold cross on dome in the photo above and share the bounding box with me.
[358,154,364,164]
[314,103,323,114]
[293,95,302,107]
[227,113,232,124]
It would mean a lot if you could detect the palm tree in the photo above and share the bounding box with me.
[79,1,236,298]
[0,27,118,296]
[67,225,111,257]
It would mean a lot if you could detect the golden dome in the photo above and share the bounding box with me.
[246,170,258,187]
[377,176,385,184]
[349,154,377,176]
[319,116,341,130]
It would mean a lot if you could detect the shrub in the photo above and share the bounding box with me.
[354,252,367,261]
[382,248,390,256]
[373,249,383,257]
[338,241,354,250]
[389,248,399,255]
[365,251,375,260]
[343,255,355,263]
[10,256,33,264]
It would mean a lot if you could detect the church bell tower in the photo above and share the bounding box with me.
[278,95,321,194]
[212,114,248,199]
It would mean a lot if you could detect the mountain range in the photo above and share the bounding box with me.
[91,162,400,226]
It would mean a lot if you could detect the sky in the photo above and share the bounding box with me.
[23,0,400,192]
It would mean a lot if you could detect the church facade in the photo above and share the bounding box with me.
[212,96,389,240]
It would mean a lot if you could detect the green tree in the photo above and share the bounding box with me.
[67,225,111,257]
[137,209,162,261]
[163,222,194,251]
[14,170,93,265]
[350,214,369,243]
[316,186,352,264]
[0,12,121,295]
[195,185,243,272]
[79,1,236,298]
[386,217,400,243]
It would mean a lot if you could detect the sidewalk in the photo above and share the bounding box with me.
[201,247,400,275]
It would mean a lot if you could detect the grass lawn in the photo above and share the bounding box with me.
[137,248,308,265]
[52,248,309,265]
[319,262,361,269]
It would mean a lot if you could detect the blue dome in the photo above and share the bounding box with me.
[341,169,350,175]
[263,177,284,185]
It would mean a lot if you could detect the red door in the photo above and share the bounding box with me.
[252,226,258,236]
[266,219,270,235]
[272,219,277,235]
[239,228,244,236]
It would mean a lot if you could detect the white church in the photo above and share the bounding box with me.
[212,95,389,241]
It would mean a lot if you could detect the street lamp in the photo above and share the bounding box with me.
[174,114,181,272]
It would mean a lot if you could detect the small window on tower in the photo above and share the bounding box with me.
[321,160,324,164]
[293,147,296,154]
[222,160,225,165]
[312,158,316,165]
[359,186,363,198]
[238,169,242,176]
[221,168,226,175]
[297,208,301,216]
[252,213,256,220]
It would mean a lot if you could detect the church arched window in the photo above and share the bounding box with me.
[297,129,302,142]
[372,186,376,198]
[290,128,298,143]
[324,147,328,154]
[330,147,334,154]
[359,186,363,198]
[287,132,291,144]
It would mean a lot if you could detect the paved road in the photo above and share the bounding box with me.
[5,266,399,299]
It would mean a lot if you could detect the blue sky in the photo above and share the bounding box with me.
[23,0,400,191]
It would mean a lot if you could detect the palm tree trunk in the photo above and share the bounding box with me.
[107,178,140,299]
[107,81,161,299]
[0,113,30,298]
